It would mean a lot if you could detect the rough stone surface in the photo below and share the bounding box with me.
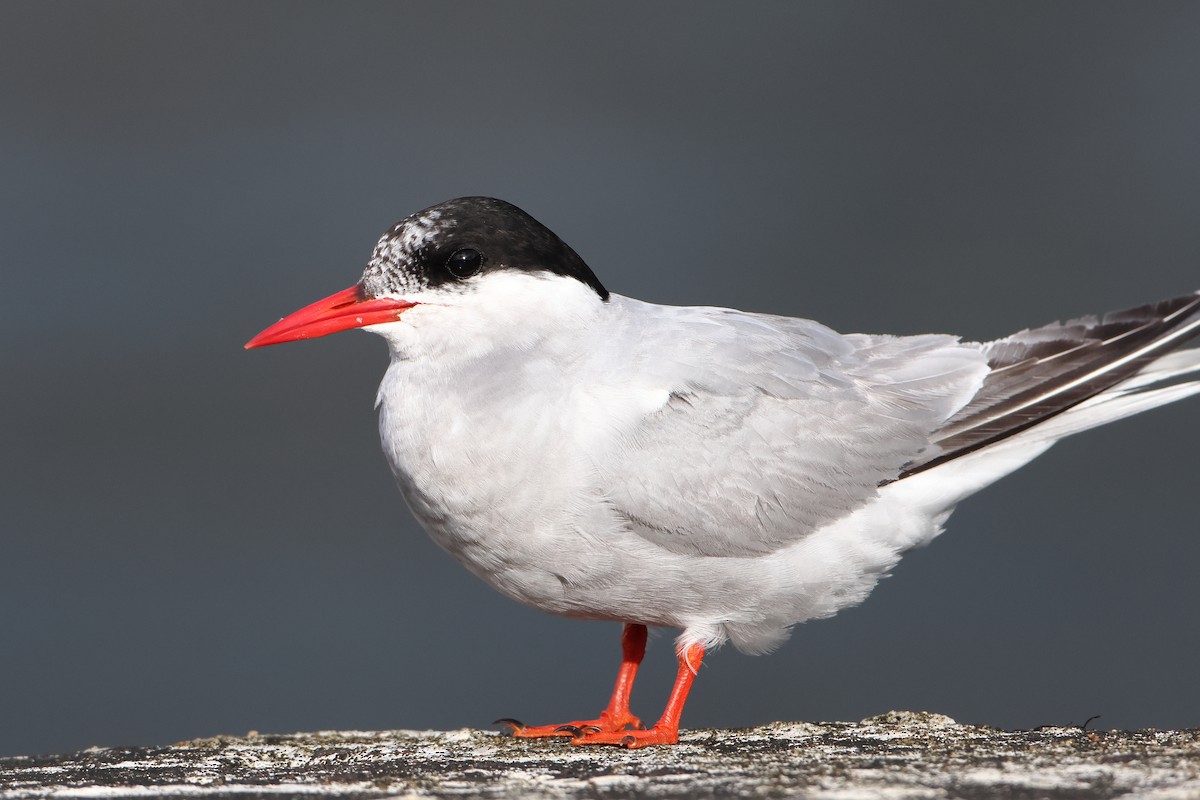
[3,712,1199,799]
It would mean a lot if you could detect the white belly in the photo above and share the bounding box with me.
[371,349,953,655]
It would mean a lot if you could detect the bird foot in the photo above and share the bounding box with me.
[567,724,679,748]
[496,712,643,739]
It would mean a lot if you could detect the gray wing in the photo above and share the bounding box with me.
[899,292,1200,478]
[597,301,988,558]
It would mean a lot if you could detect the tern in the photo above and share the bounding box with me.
[247,196,1200,748]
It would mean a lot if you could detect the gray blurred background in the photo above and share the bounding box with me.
[2,1,1198,759]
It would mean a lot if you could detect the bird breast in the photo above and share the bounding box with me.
[372,338,669,618]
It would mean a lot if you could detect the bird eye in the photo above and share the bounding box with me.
[446,248,484,278]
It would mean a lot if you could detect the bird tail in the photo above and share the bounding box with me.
[903,291,1200,477]
[1007,347,1200,442]
[886,292,1200,516]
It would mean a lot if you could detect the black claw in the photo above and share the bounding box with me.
[554,725,584,737]
[494,718,524,732]
[579,725,602,735]
[620,735,637,748]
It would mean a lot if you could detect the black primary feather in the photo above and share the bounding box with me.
[899,292,1200,479]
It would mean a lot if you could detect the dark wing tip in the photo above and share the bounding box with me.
[898,290,1200,479]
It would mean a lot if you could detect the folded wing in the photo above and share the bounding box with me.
[600,303,988,557]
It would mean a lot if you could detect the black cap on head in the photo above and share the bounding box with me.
[359,197,609,301]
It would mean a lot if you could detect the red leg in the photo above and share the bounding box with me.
[500,623,647,738]
[571,641,705,748]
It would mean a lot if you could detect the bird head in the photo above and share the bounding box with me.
[245,197,609,354]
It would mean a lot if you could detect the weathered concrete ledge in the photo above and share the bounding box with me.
[3,712,1199,799]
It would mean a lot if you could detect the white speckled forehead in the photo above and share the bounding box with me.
[392,208,450,252]
[360,209,458,296]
